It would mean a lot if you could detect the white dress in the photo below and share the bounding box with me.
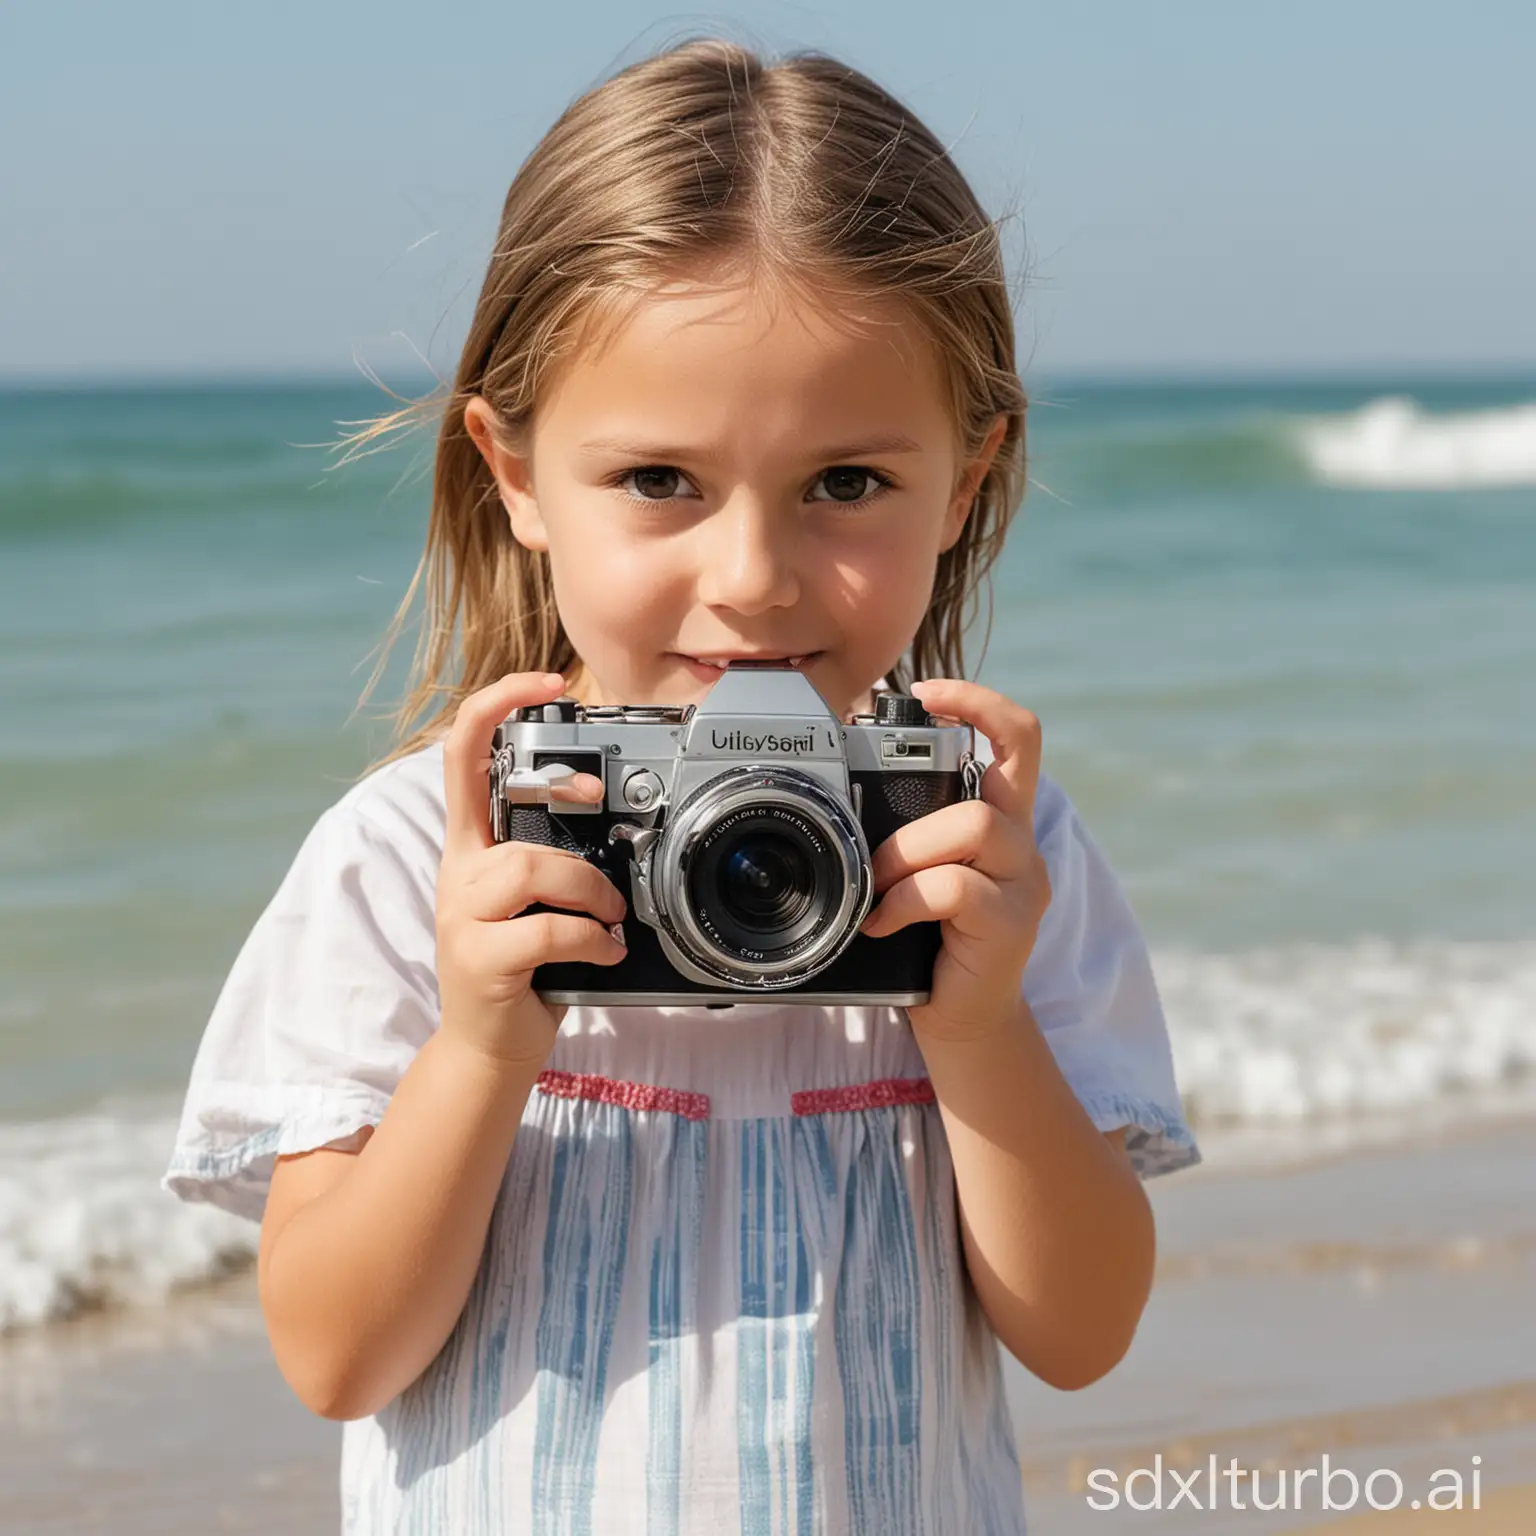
[163,737,1200,1534]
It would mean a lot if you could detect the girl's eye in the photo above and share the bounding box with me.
[614,466,701,502]
[808,466,893,506]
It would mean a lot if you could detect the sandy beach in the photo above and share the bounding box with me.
[1,1113,1532,1534]
[1296,1482,1536,1532]
[1009,1113,1536,1535]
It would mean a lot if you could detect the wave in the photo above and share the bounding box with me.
[1159,935,1536,1126]
[0,1103,253,1336]
[1292,396,1536,489]
[1028,390,1536,500]
[1,934,1533,1337]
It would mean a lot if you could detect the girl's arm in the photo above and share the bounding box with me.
[919,1003,1155,1391]
[257,1027,542,1421]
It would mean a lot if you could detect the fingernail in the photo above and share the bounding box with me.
[544,672,566,687]
[608,922,627,947]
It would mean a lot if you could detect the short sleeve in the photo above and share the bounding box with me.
[1023,774,1202,1180]
[161,801,441,1222]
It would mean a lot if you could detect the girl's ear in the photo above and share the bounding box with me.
[463,396,550,553]
[940,412,1010,553]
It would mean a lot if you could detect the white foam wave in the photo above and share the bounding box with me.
[1294,395,1536,489]
[1159,935,1536,1126]
[1,934,1533,1336]
[0,1107,254,1336]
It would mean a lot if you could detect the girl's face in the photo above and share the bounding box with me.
[466,274,1006,721]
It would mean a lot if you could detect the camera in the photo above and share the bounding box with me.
[489,661,982,1005]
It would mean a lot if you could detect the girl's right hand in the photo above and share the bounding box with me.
[434,671,627,1069]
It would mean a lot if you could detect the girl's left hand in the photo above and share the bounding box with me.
[859,678,1052,1044]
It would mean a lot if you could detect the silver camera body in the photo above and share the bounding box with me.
[490,662,982,1005]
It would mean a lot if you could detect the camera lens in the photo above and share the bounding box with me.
[654,766,873,988]
[687,808,834,957]
[718,834,816,932]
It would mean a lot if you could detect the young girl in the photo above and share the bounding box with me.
[164,37,1199,1534]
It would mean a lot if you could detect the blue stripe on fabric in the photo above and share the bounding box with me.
[737,1119,772,1535]
[770,1121,792,1536]
[980,1353,1027,1535]
[648,1117,706,1536]
[467,1199,513,1533]
[479,1114,572,1531]
[917,1113,1025,1536]
[789,1117,834,1536]
[740,1117,821,1536]
[918,1111,961,1531]
[791,1204,816,1536]
[532,1102,635,1535]
[833,1109,923,1535]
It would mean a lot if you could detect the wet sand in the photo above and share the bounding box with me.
[0,1273,339,1532]
[1295,1482,1536,1532]
[1009,1113,1536,1534]
[2,1114,1532,1534]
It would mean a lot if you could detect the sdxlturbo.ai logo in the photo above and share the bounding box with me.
[1086,1453,1482,1514]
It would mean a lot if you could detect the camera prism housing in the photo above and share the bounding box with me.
[488,661,983,1005]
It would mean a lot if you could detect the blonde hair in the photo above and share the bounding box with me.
[344,36,1029,777]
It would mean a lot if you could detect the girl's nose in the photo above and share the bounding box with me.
[694,494,801,616]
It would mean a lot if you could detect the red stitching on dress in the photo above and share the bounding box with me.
[535,1069,711,1122]
[791,1077,937,1116]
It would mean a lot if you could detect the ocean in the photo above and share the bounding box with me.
[1,374,1533,1335]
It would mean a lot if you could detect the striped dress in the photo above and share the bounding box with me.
[163,739,1201,1534]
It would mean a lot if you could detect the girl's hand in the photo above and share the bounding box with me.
[859,678,1051,1044]
[435,672,627,1069]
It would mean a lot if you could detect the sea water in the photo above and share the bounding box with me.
[1,374,1532,1330]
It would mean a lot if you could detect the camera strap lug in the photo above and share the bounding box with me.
[609,824,662,927]
[608,823,659,862]
[960,752,985,801]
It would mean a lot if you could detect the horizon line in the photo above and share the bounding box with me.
[4,359,1536,394]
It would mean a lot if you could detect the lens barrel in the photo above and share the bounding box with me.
[652,767,872,988]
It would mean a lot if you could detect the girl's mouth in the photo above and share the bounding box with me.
[672,652,822,682]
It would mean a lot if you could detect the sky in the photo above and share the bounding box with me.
[2,0,1532,382]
